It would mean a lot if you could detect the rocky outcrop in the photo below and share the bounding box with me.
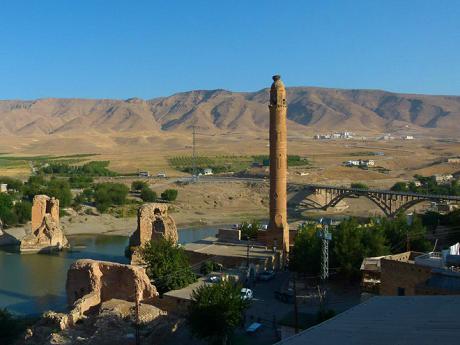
[129,203,178,247]
[64,259,158,328]
[19,195,68,252]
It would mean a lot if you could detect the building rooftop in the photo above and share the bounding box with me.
[183,236,277,260]
[275,296,460,345]
[163,277,208,300]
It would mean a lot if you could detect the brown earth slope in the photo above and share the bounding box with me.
[1,87,460,136]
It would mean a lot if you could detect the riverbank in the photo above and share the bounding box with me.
[0,210,265,245]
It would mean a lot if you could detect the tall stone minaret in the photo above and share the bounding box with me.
[265,75,289,254]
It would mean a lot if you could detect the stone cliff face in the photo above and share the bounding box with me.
[19,195,69,252]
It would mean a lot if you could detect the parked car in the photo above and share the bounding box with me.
[207,275,221,283]
[240,288,253,300]
[258,270,275,281]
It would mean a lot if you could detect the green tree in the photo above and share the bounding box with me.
[45,178,73,207]
[332,218,388,277]
[240,220,260,240]
[0,177,23,192]
[13,201,32,224]
[140,238,196,295]
[131,180,149,191]
[289,223,322,275]
[0,193,17,226]
[188,280,250,345]
[351,182,369,190]
[140,187,157,202]
[376,213,431,253]
[93,183,129,212]
[161,189,178,201]
[200,260,222,275]
[390,182,408,192]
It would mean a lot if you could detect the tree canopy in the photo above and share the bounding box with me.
[188,280,250,344]
[140,238,196,295]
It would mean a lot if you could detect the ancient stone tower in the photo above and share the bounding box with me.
[259,75,290,253]
[20,195,68,252]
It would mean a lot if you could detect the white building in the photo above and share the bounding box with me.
[361,159,375,167]
[203,168,213,176]
[403,135,414,140]
[434,174,453,184]
[0,183,7,193]
[345,160,361,167]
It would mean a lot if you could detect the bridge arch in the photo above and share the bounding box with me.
[326,191,392,217]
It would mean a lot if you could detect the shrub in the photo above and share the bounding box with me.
[161,189,178,201]
[200,260,222,275]
[131,180,149,191]
[351,182,369,190]
[140,187,157,202]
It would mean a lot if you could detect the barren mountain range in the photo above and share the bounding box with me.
[1,87,460,136]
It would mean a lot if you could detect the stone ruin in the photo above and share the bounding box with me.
[62,259,159,329]
[20,194,69,252]
[129,203,178,247]
[128,203,179,265]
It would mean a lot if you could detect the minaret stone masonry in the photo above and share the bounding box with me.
[258,75,290,253]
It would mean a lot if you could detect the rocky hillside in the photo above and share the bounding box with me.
[1,87,460,136]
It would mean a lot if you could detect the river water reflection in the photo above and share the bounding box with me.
[0,227,218,315]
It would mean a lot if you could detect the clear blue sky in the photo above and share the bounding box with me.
[0,0,459,99]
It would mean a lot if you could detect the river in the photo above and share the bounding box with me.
[0,227,218,316]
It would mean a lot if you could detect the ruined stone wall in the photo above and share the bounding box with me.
[31,194,59,230]
[20,195,68,252]
[129,203,178,248]
[65,259,158,327]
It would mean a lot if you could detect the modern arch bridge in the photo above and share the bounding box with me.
[288,184,460,218]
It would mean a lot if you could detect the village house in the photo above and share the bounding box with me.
[361,244,460,296]
[434,174,453,184]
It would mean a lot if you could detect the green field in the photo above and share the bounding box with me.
[168,154,309,174]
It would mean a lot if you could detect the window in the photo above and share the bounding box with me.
[397,287,405,296]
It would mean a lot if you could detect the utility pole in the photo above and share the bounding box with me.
[318,221,332,281]
[192,124,197,182]
[293,272,299,334]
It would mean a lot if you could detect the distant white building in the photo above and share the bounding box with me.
[345,160,375,168]
[203,168,213,176]
[138,171,150,177]
[345,160,361,167]
[0,184,7,193]
[361,159,375,167]
[403,135,414,140]
[434,174,453,184]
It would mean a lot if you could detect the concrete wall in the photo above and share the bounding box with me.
[380,254,432,296]
[217,228,241,242]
